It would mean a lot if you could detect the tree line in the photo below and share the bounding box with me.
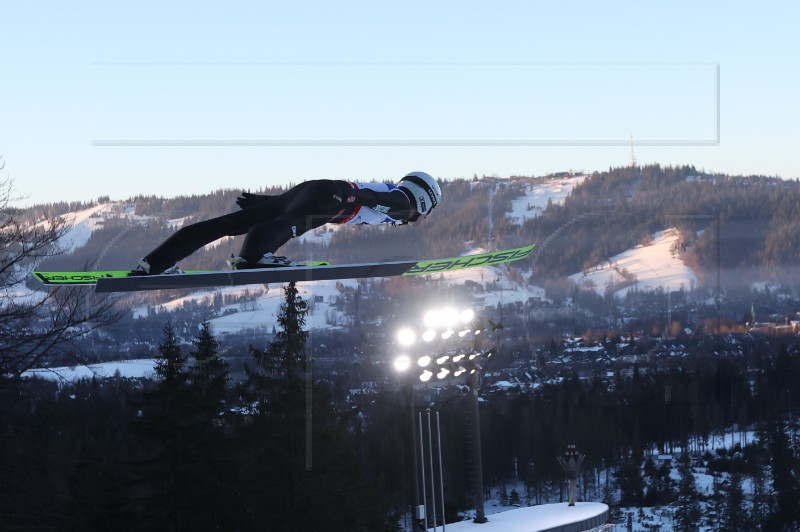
[527,165,800,289]
[4,289,800,530]
[0,284,397,531]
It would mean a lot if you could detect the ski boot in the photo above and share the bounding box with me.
[228,253,295,270]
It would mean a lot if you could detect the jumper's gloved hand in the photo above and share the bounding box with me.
[335,187,375,208]
[236,192,269,210]
[332,187,356,206]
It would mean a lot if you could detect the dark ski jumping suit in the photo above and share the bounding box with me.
[141,179,416,274]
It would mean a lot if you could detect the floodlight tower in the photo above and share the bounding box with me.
[397,305,489,525]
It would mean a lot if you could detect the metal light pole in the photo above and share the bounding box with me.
[469,369,488,523]
[395,355,424,531]
[407,376,424,531]
[426,409,438,530]
[436,411,446,531]
[418,412,429,530]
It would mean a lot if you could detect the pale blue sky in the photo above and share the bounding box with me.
[2,1,798,206]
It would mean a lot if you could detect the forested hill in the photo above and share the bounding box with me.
[27,165,800,291]
[525,165,800,287]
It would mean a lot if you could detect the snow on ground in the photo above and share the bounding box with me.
[297,224,338,246]
[47,201,160,254]
[56,203,117,252]
[133,278,362,333]
[3,286,45,309]
[570,228,698,298]
[506,175,588,224]
[23,359,158,382]
[167,216,190,229]
[447,266,544,309]
[132,267,537,334]
[441,502,607,531]
[210,279,359,333]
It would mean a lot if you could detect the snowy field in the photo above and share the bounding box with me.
[506,175,588,224]
[570,228,698,297]
[22,358,158,382]
[441,501,607,531]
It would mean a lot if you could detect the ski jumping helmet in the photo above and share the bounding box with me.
[398,171,442,220]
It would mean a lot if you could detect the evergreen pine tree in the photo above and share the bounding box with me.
[190,320,229,411]
[706,472,725,530]
[615,447,645,507]
[721,471,751,531]
[236,282,395,530]
[129,321,192,530]
[674,453,701,532]
[643,457,658,506]
[131,321,226,531]
[154,320,188,385]
[499,485,509,506]
[762,419,800,530]
[186,321,236,527]
[748,442,770,528]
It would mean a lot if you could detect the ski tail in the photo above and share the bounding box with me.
[31,270,209,286]
[30,264,328,287]
[32,271,133,286]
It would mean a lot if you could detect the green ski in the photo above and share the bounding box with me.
[31,244,535,293]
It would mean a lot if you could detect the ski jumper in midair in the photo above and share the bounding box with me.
[133,172,442,275]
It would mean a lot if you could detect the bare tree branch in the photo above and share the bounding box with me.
[0,176,124,385]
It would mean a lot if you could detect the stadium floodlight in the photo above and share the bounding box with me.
[468,352,479,361]
[437,368,450,380]
[418,355,432,367]
[474,329,482,336]
[442,308,459,328]
[422,329,437,342]
[452,354,465,363]
[394,355,411,372]
[441,329,454,340]
[454,366,467,377]
[423,310,441,328]
[397,328,416,346]
[420,370,433,382]
[436,355,449,365]
[458,329,470,338]
[460,309,475,323]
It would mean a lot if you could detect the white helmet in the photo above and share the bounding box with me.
[398,171,442,219]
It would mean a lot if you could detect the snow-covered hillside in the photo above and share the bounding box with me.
[55,202,150,253]
[506,175,588,224]
[22,359,158,382]
[30,175,704,329]
[570,228,698,297]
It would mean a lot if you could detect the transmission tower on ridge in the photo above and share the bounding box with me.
[629,132,637,168]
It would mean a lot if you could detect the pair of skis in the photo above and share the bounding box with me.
[31,244,535,293]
